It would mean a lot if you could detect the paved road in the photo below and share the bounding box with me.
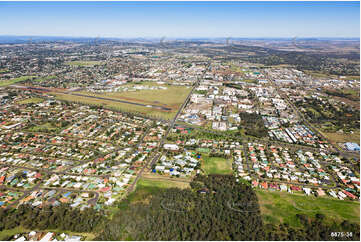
[270,80,359,160]
[175,123,239,137]
[126,63,210,194]
[39,186,100,205]
[63,92,172,111]
[241,143,340,190]
[126,152,161,194]
[5,183,41,210]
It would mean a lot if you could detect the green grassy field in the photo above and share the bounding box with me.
[17,97,44,104]
[136,176,190,190]
[342,88,360,100]
[202,155,233,175]
[0,226,29,241]
[0,76,36,87]
[65,61,104,67]
[257,190,360,228]
[116,177,189,213]
[28,122,58,132]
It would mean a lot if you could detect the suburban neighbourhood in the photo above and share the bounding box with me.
[0,1,359,240]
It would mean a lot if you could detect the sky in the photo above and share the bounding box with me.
[0,1,359,38]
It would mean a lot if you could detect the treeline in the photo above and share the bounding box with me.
[325,90,359,102]
[239,112,268,138]
[295,98,359,131]
[247,51,360,76]
[0,204,105,239]
[1,175,359,241]
[96,174,360,241]
[96,175,266,240]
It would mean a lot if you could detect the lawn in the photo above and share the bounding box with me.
[65,61,104,67]
[17,97,44,105]
[0,76,36,87]
[202,155,233,175]
[256,190,360,228]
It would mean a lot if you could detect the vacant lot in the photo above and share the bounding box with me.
[65,61,104,67]
[257,190,360,228]
[137,176,190,190]
[324,130,360,145]
[117,176,189,213]
[202,155,233,175]
[0,76,36,87]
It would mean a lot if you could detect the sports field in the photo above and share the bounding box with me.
[202,155,233,175]
[256,190,360,228]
